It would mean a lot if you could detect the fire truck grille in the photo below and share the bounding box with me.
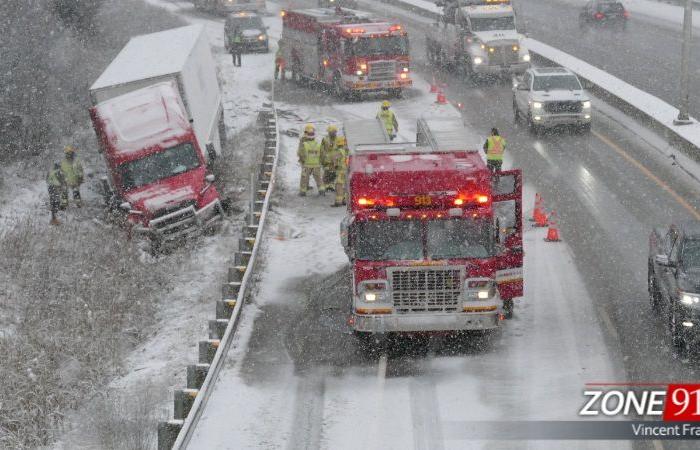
[544,101,583,114]
[489,45,519,66]
[390,268,463,313]
[368,61,396,81]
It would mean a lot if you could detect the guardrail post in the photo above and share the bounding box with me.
[216,299,237,319]
[208,319,229,340]
[157,419,183,450]
[174,388,198,420]
[187,364,210,390]
[198,339,219,364]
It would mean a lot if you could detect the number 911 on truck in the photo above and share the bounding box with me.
[280,7,412,98]
[341,116,524,338]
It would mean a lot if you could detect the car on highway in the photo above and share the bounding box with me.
[578,1,629,29]
[225,11,269,53]
[512,67,592,133]
[649,223,700,349]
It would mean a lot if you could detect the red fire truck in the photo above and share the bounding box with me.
[341,116,523,338]
[280,7,412,98]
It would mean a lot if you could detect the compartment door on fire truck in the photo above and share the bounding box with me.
[492,169,523,299]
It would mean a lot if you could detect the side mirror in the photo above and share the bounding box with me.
[655,254,674,267]
[206,174,216,183]
[120,201,132,211]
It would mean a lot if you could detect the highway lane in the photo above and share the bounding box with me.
[517,0,700,119]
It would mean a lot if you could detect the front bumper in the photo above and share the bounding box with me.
[352,310,500,333]
[345,78,412,92]
[531,111,592,127]
[473,62,529,75]
[134,199,223,243]
[242,39,268,51]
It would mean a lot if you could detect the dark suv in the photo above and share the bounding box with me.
[579,1,629,29]
[225,12,269,53]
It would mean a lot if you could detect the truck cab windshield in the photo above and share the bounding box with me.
[470,17,516,32]
[345,36,409,57]
[356,221,422,260]
[533,75,582,91]
[427,219,494,259]
[120,143,200,191]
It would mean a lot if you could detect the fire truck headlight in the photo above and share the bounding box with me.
[473,57,483,65]
[523,53,531,62]
[359,281,388,303]
[400,73,408,79]
[356,70,364,76]
[532,101,543,109]
[360,63,368,71]
[258,35,267,41]
[365,293,377,302]
[681,292,700,305]
[477,290,490,299]
[582,101,591,109]
[465,279,496,300]
[402,67,409,73]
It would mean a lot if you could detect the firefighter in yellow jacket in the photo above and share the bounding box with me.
[376,100,398,141]
[331,135,349,207]
[320,125,339,191]
[60,145,85,207]
[297,124,324,196]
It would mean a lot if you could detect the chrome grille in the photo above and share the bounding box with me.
[390,267,463,313]
[369,61,396,81]
[544,101,583,114]
[488,45,519,66]
[150,202,197,238]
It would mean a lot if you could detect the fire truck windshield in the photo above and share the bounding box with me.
[356,220,422,260]
[355,218,494,261]
[119,142,200,190]
[344,36,409,57]
[470,17,516,32]
[427,219,494,259]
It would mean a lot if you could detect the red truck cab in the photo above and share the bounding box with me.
[90,81,223,248]
[341,117,523,335]
[281,7,412,98]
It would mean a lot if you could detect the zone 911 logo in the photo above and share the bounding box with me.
[579,384,700,421]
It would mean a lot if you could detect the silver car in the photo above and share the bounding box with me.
[513,67,592,133]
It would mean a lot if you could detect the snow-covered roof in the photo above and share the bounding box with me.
[462,4,514,18]
[91,25,204,91]
[93,81,191,158]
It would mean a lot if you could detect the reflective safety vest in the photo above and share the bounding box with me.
[321,135,338,168]
[334,147,349,184]
[232,34,242,44]
[60,158,84,187]
[299,139,321,168]
[47,168,65,187]
[377,109,397,135]
[485,136,506,161]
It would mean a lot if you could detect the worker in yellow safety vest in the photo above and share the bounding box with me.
[297,124,324,196]
[330,135,349,207]
[320,125,339,192]
[376,100,398,141]
[46,162,66,225]
[60,145,84,207]
[483,128,506,173]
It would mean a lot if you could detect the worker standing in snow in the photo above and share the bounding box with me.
[483,128,506,173]
[320,125,339,191]
[297,124,324,196]
[231,28,243,67]
[60,145,84,208]
[47,162,66,225]
[275,40,286,81]
[331,135,349,207]
[377,100,398,141]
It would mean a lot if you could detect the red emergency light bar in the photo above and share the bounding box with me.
[345,27,366,34]
[389,24,402,31]
[356,193,489,209]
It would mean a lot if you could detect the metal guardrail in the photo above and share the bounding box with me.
[157,82,281,449]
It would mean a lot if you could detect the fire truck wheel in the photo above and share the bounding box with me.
[503,299,514,320]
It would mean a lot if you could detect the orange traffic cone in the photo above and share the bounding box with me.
[436,88,448,104]
[545,210,561,242]
[529,193,543,221]
[533,195,548,227]
[429,75,438,93]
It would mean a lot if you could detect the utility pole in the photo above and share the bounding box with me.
[675,0,694,125]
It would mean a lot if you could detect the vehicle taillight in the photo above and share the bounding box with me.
[476,195,489,204]
[454,198,465,206]
[594,12,605,20]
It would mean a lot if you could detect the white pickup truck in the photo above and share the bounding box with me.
[426,0,530,79]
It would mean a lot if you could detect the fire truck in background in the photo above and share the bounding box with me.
[427,0,530,78]
[341,116,523,339]
[281,7,412,98]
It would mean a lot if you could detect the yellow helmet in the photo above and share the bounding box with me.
[64,145,76,154]
[304,123,315,135]
[335,135,347,146]
[327,125,338,134]
[382,100,391,108]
